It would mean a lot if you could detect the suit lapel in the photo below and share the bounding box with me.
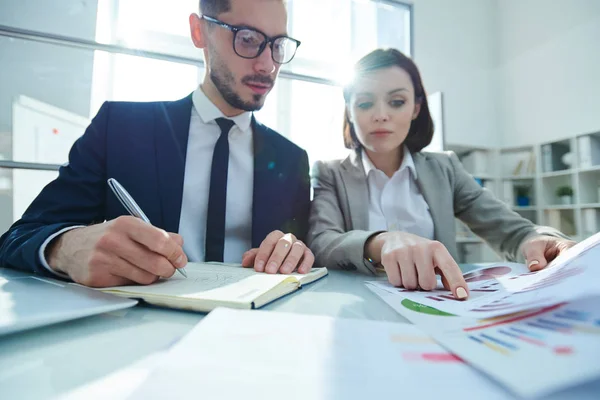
[340,152,369,230]
[412,152,445,242]
[154,93,192,233]
[251,117,277,247]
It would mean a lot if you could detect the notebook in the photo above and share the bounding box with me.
[98,263,328,313]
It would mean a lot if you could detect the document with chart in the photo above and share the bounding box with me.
[367,277,600,398]
[368,232,600,319]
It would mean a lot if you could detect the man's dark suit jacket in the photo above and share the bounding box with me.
[0,94,310,277]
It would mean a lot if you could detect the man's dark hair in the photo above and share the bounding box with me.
[200,0,231,16]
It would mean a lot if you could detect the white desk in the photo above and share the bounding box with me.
[0,270,407,399]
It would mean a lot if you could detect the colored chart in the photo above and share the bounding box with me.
[424,294,461,302]
[400,299,455,316]
[470,281,501,293]
[402,352,463,363]
[465,304,563,331]
[463,266,513,283]
[469,296,555,313]
[467,328,575,356]
[462,303,600,356]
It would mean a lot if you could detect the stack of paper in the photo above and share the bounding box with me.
[366,232,600,398]
[370,233,600,319]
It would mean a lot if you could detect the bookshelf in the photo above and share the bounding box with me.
[448,145,502,263]
[537,132,600,241]
[447,131,600,262]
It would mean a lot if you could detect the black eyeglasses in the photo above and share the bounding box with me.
[201,15,301,64]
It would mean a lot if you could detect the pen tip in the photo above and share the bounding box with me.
[179,267,188,278]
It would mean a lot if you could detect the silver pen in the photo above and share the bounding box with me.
[107,178,188,278]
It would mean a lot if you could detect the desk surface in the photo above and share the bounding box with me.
[0,270,405,399]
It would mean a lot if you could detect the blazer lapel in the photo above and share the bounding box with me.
[412,152,446,243]
[154,93,193,233]
[251,117,278,247]
[340,151,369,230]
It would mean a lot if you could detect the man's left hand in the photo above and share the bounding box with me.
[241,230,314,274]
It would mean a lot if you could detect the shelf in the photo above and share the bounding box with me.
[500,145,535,153]
[578,165,600,173]
[513,206,537,211]
[543,205,577,210]
[456,237,483,244]
[502,175,536,180]
[580,203,600,209]
[541,169,575,178]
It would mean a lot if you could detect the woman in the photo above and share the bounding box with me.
[307,48,573,300]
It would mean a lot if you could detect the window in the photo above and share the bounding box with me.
[286,0,412,82]
[255,78,349,163]
[90,0,202,113]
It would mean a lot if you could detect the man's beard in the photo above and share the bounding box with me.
[210,57,273,112]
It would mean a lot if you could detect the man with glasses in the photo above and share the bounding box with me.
[0,0,313,287]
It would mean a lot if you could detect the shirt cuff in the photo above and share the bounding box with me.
[39,225,85,279]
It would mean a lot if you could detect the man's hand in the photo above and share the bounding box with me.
[241,230,314,274]
[521,236,576,271]
[47,216,188,287]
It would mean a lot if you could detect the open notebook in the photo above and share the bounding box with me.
[98,263,328,313]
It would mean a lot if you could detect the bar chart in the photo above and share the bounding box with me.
[463,303,600,356]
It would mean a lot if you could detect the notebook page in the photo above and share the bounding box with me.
[101,263,293,301]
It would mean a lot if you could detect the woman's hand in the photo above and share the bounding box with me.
[366,232,469,300]
[521,236,576,271]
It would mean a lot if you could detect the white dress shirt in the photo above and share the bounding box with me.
[362,147,435,239]
[40,88,254,277]
[178,88,253,263]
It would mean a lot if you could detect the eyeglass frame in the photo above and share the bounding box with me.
[200,14,301,64]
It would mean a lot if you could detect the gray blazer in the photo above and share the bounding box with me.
[307,150,563,274]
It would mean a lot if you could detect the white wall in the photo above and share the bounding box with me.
[496,0,600,147]
[408,0,501,148]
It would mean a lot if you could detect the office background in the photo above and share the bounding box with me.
[1,0,599,262]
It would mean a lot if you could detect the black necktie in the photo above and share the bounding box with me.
[205,118,236,262]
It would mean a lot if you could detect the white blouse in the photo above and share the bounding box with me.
[362,147,435,239]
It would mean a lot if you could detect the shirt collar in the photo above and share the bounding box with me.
[192,86,252,132]
[361,146,417,180]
